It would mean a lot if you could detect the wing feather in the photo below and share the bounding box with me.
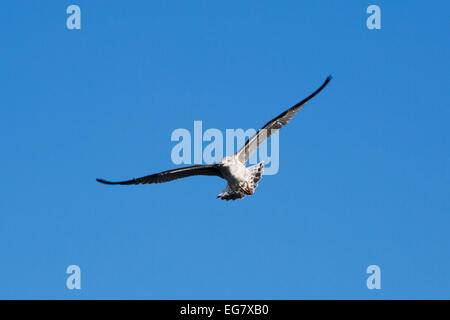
[236,76,332,164]
[96,164,223,185]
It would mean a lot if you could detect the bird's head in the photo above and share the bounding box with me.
[221,156,236,165]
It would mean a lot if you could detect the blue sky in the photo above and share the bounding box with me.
[1,1,449,299]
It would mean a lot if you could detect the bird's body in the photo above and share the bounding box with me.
[219,156,249,185]
[216,156,264,200]
[97,76,332,200]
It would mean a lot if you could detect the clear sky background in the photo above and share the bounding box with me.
[1,1,449,299]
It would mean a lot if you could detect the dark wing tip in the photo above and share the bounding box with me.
[96,178,119,185]
[290,74,332,109]
[322,75,332,88]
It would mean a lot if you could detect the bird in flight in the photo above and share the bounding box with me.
[97,76,332,200]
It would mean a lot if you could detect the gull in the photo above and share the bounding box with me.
[96,76,332,200]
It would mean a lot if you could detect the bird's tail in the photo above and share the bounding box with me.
[248,161,264,189]
[216,162,264,201]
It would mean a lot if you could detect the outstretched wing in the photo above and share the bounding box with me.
[96,164,223,185]
[236,76,332,164]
